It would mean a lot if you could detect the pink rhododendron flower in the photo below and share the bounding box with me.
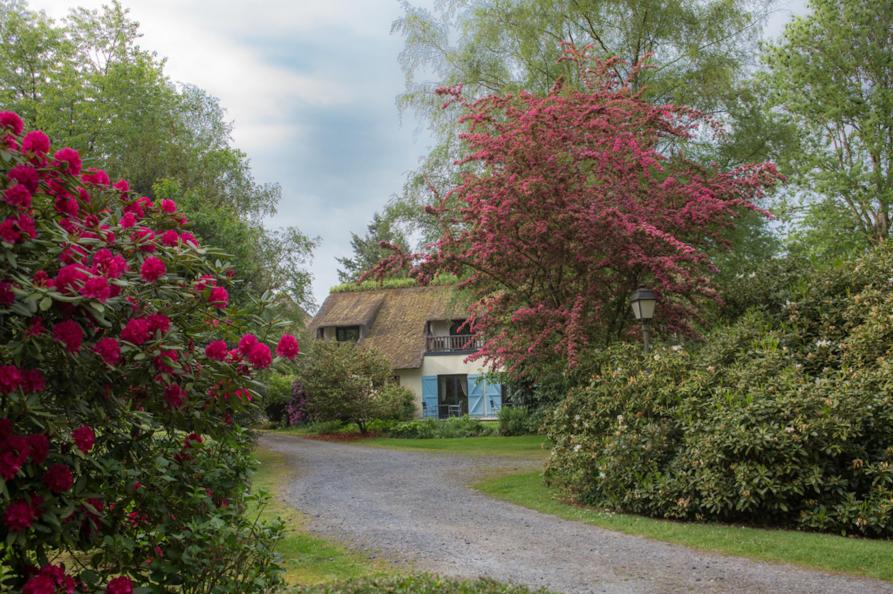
[53,147,82,175]
[22,369,44,394]
[106,576,134,594]
[52,320,84,353]
[120,318,150,345]
[113,179,129,193]
[204,340,228,361]
[0,111,23,135]
[0,366,21,393]
[248,342,272,369]
[276,334,300,359]
[82,168,110,186]
[208,286,228,309]
[140,257,166,282]
[146,314,171,337]
[55,264,88,294]
[180,231,198,246]
[94,337,121,366]
[4,184,31,209]
[160,229,179,246]
[164,384,186,409]
[22,574,55,594]
[119,212,137,229]
[81,276,111,302]
[132,227,156,252]
[238,334,258,355]
[43,463,74,493]
[21,130,50,154]
[8,164,38,192]
[160,199,176,213]
[4,497,41,532]
[72,425,95,453]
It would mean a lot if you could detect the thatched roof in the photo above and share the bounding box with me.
[308,285,468,370]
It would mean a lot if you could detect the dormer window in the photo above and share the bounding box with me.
[335,326,360,342]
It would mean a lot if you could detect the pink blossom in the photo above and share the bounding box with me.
[53,320,84,353]
[140,256,166,282]
[72,425,95,453]
[208,286,228,309]
[160,199,176,213]
[120,318,150,345]
[248,342,272,369]
[81,276,111,302]
[0,111,24,135]
[204,340,228,361]
[94,337,121,366]
[21,130,50,154]
[4,184,31,209]
[53,147,82,175]
[276,334,300,359]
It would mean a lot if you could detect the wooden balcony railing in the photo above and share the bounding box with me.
[425,334,482,353]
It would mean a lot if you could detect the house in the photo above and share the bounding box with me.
[307,285,503,419]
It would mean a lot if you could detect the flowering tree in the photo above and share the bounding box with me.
[369,48,782,379]
[0,111,300,592]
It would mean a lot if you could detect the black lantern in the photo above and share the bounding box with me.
[630,286,657,352]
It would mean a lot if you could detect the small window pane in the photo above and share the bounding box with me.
[336,326,360,342]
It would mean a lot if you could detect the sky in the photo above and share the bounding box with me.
[30,0,808,310]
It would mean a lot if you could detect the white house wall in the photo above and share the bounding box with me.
[396,354,491,418]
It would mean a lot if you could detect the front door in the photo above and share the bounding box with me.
[437,374,468,419]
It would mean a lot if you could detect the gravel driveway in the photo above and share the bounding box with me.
[260,433,892,594]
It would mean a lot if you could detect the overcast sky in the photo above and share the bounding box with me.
[31,0,809,309]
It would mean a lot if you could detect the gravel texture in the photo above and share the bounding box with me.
[260,433,892,594]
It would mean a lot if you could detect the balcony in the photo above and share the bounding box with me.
[425,334,482,354]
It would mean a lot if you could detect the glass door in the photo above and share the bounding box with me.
[437,374,468,419]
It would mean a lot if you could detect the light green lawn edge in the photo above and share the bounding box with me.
[473,470,893,583]
[252,447,392,586]
[354,435,550,458]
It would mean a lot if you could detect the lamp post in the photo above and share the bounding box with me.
[629,286,657,354]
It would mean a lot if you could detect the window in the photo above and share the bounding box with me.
[449,319,469,336]
[437,374,468,419]
[335,326,360,342]
[316,327,324,339]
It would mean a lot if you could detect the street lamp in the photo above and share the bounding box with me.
[630,286,657,353]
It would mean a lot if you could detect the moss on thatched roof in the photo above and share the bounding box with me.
[308,285,468,370]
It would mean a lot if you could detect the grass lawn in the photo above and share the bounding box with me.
[252,447,389,586]
[475,470,893,583]
[360,435,550,458]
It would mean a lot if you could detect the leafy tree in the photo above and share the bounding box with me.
[336,210,410,283]
[297,342,415,433]
[391,0,781,244]
[0,0,316,308]
[371,50,781,382]
[763,0,893,250]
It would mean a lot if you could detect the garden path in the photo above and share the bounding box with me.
[260,433,892,594]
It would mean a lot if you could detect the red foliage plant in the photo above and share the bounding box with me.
[0,112,299,590]
[366,47,782,377]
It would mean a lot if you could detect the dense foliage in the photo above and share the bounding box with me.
[0,1,316,310]
[297,342,415,434]
[764,0,893,253]
[546,245,893,536]
[384,416,496,439]
[371,48,781,382]
[497,407,539,437]
[0,113,302,590]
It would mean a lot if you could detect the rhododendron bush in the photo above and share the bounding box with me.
[369,48,782,381]
[0,112,300,592]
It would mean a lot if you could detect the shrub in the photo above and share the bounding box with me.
[294,574,552,593]
[264,372,297,426]
[546,245,893,537]
[297,341,414,433]
[386,416,496,439]
[0,113,298,589]
[498,406,536,436]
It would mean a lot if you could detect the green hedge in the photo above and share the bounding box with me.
[293,574,553,593]
[384,416,497,438]
[546,245,893,537]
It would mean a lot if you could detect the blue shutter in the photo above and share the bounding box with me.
[467,374,485,417]
[422,376,438,418]
[485,382,503,416]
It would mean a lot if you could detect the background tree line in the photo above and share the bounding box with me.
[0,0,316,314]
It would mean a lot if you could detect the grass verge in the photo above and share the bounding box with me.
[474,470,893,583]
[252,447,389,586]
[360,435,550,458]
